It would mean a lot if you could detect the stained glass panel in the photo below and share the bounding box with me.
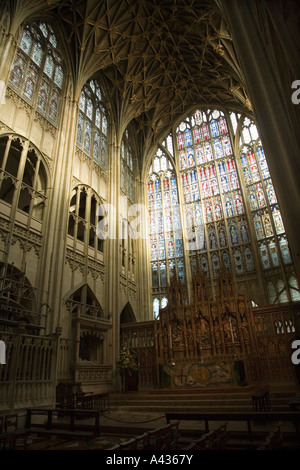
[20,30,32,54]
[10,54,25,88]
[32,42,43,66]
[24,65,38,100]
[49,89,59,121]
[37,79,50,112]
[44,54,54,78]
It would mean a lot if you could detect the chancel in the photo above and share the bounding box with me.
[0,0,300,451]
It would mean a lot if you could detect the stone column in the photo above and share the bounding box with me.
[221,0,300,279]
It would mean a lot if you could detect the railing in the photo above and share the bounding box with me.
[0,324,60,412]
[66,299,109,321]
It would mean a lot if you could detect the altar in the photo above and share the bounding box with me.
[155,264,255,388]
[160,360,246,388]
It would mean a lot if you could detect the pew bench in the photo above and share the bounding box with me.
[165,411,300,440]
[55,382,110,412]
[25,408,102,438]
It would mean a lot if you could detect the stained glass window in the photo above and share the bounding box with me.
[76,80,108,170]
[148,147,185,318]
[175,109,254,280]
[147,108,299,308]
[9,23,65,125]
[121,129,136,202]
[239,117,299,302]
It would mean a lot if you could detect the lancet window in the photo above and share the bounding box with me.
[76,80,108,170]
[148,146,185,317]
[9,22,65,125]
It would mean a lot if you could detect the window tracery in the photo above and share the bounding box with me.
[76,80,108,170]
[9,23,65,125]
[147,108,300,311]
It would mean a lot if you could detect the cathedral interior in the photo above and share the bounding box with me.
[0,0,300,451]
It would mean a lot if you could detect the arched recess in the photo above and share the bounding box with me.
[65,283,104,319]
[65,284,109,373]
[67,184,104,253]
[0,134,50,221]
[0,262,40,326]
[120,302,136,324]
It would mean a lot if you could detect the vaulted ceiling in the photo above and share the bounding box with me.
[7,0,252,164]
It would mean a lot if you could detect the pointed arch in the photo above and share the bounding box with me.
[120,302,136,324]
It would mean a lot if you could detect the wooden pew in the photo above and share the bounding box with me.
[183,423,229,450]
[165,410,300,440]
[257,423,283,450]
[56,382,110,412]
[25,408,102,438]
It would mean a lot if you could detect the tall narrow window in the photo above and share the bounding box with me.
[121,129,135,202]
[9,23,65,125]
[148,147,185,317]
[168,108,299,305]
[239,117,300,302]
[0,135,48,221]
[76,80,108,170]
[68,186,104,254]
[176,109,255,286]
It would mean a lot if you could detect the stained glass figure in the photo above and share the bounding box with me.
[222,252,231,270]
[233,249,244,273]
[233,192,244,215]
[208,228,218,250]
[244,247,255,271]
[220,175,229,193]
[210,120,219,137]
[187,148,195,167]
[84,121,91,153]
[196,145,205,164]
[222,136,232,155]
[167,237,175,258]
[204,142,213,161]
[253,213,264,240]
[201,122,209,140]
[37,79,50,112]
[205,201,213,222]
[177,132,184,149]
[24,65,37,100]
[179,150,187,170]
[269,241,279,267]
[19,29,32,53]
[212,253,220,277]
[193,126,201,143]
[240,222,250,243]
[260,243,271,269]
[266,181,277,204]
[184,128,193,146]
[262,211,273,237]
[225,197,234,217]
[272,206,284,234]
[218,224,227,247]
[230,224,239,245]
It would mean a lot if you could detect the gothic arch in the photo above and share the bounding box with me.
[120,302,136,324]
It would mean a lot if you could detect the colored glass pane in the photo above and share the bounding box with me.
[37,79,50,112]
[44,54,54,78]
[24,65,38,100]
[32,42,43,66]
[19,29,32,54]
